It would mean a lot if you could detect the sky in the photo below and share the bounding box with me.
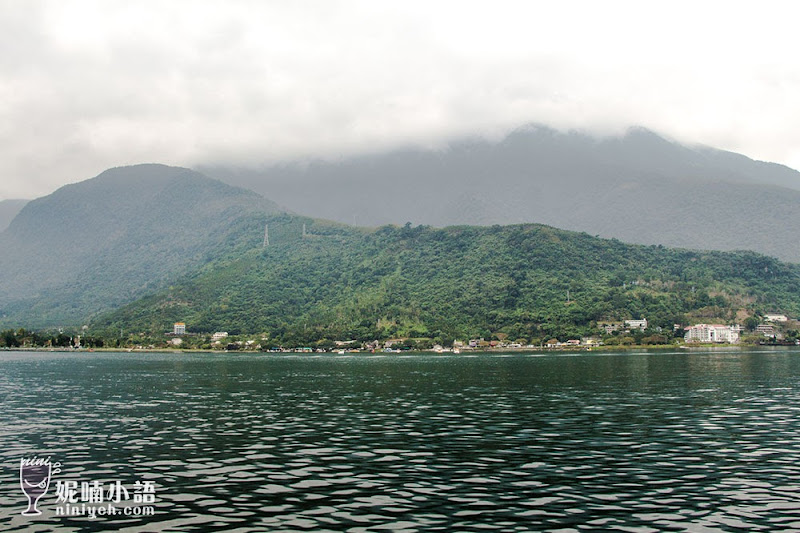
[2,0,800,200]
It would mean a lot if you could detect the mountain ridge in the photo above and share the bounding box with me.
[0,164,284,327]
[0,199,28,233]
[201,125,800,261]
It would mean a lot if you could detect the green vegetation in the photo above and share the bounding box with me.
[0,164,282,327]
[88,218,800,347]
[6,163,800,351]
[0,328,104,349]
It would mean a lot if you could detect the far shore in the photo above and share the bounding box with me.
[4,343,794,355]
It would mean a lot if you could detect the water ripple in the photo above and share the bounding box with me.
[2,349,800,531]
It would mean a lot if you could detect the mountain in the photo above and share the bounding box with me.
[92,221,800,345]
[0,164,283,327]
[0,199,29,232]
[201,126,800,262]
[7,159,800,338]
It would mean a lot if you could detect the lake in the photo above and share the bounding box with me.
[2,348,800,531]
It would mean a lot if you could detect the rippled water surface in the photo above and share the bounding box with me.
[3,349,800,531]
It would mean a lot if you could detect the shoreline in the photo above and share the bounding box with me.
[4,343,794,355]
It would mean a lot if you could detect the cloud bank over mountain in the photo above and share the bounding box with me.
[2,2,800,200]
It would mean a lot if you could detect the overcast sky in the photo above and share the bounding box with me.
[2,0,800,200]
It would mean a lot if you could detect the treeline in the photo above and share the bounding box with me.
[0,329,683,351]
[0,329,105,349]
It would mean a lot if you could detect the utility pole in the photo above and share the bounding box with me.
[263,224,269,247]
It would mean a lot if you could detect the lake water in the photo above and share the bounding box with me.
[2,349,800,532]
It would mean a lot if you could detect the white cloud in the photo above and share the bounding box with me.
[2,0,800,199]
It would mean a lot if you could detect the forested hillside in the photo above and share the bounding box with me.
[0,165,283,327]
[92,218,800,345]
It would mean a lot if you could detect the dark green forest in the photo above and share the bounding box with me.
[90,215,800,346]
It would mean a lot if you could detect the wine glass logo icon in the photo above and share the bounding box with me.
[20,456,61,516]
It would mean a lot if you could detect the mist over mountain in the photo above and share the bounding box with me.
[202,126,800,262]
[0,199,29,232]
[0,164,283,327]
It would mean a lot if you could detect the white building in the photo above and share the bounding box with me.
[212,332,229,341]
[684,324,741,344]
[173,322,186,335]
[756,324,776,337]
[764,314,789,323]
[625,319,648,330]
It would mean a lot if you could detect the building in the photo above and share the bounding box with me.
[599,322,622,334]
[173,322,186,335]
[625,319,648,330]
[684,324,741,344]
[764,314,789,323]
[581,337,602,347]
[756,324,776,337]
[211,332,229,341]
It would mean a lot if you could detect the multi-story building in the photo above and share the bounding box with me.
[625,319,648,330]
[173,322,186,335]
[684,324,741,343]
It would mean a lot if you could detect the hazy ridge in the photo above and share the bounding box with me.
[203,126,800,262]
[0,164,283,327]
[0,199,28,233]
